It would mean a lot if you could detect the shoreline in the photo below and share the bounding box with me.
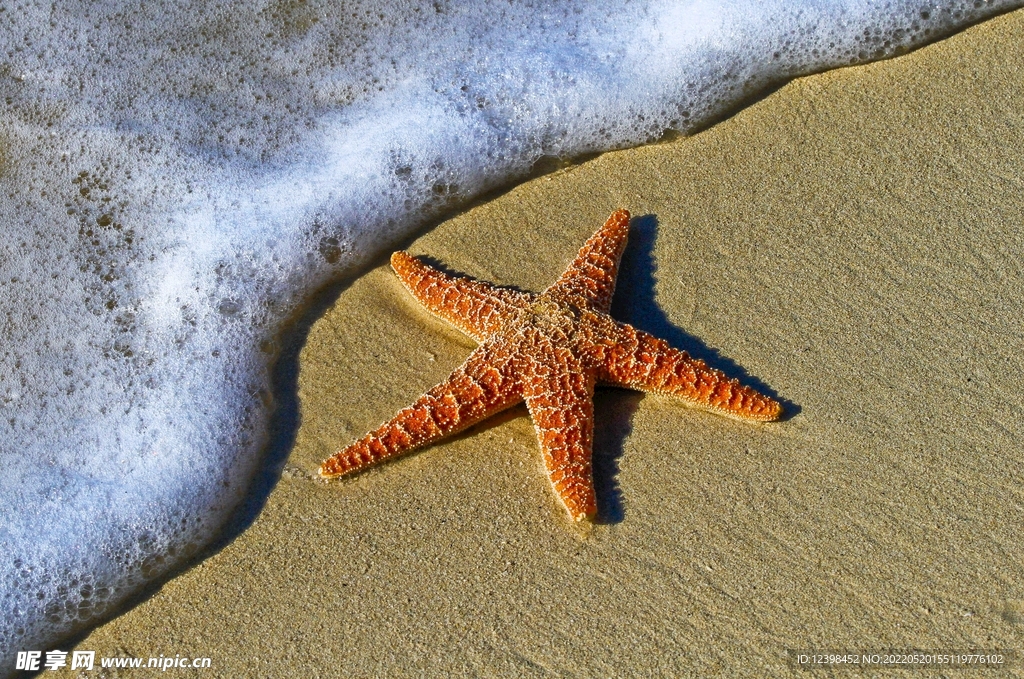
[71,10,1024,676]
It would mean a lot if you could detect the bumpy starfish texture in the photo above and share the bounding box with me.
[320,210,782,521]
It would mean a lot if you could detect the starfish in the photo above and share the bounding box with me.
[320,210,781,521]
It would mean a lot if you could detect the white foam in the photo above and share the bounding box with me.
[0,0,1016,666]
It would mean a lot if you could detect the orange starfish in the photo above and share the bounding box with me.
[320,210,781,521]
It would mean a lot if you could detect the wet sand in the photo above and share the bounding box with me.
[74,10,1024,677]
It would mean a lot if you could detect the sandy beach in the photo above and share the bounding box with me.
[71,9,1024,677]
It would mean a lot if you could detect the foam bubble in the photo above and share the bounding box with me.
[0,0,1017,666]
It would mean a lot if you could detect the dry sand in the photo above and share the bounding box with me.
[74,10,1024,677]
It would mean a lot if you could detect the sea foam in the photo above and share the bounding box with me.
[0,0,1017,666]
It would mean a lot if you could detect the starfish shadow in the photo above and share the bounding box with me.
[592,389,640,524]
[587,213,798,522]
[611,213,798,416]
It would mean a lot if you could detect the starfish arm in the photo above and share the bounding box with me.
[320,343,522,478]
[522,355,598,522]
[596,322,783,421]
[391,251,534,342]
[546,209,631,313]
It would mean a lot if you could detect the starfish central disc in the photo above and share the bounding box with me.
[320,210,782,521]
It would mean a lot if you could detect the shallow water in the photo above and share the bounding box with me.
[0,0,1018,667]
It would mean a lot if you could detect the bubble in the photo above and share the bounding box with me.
[217,299,242,316]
